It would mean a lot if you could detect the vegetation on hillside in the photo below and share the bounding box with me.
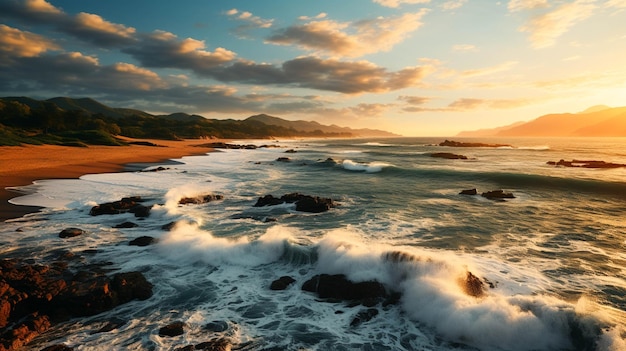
[0,97,387,146]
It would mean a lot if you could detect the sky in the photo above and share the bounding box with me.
[1,0,625,136]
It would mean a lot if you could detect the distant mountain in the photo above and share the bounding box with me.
[245,114,397,137]
[456,121,526,137]
[456,106,626,137]
[0,96,398,146]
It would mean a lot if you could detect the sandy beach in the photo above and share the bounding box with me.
[0,138,218,221]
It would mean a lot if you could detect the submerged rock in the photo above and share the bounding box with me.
[481,190,515,201]
[459,189,478,195]
[439,140,512,148]
[113,221,138,229]
[129,236,157,247]
[270,276,296,290]
[90,197,151,217]
[301,274,388,303]
[159,321,185,337]
[431,152,468,160]
[350,308,379,327]
[59,228,84,238]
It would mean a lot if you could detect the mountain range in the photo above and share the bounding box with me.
[0,97,396,146]
[457,105,626,137]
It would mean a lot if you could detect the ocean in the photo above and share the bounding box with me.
[3,137,626,351]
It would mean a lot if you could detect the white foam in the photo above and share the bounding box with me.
[342,159,391,173]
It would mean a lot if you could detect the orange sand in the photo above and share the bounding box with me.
[0,138,219,221]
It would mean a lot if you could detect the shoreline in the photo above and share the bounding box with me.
[0,138,220,222]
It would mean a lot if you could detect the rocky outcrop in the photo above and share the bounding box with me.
[481,190,515,201]
[461,271,486,298]
[431,152,468,160]
[547,159,626,168]
[158,321,185,337]
[195,142,258,150]
[459,189,477,195]
[301,274,388,303]
[276,157,291,162]
[89,197,151,218]
[254,193,336,213]
[0,259,152,351]
[439,140,511,148]
[178,194,223,205]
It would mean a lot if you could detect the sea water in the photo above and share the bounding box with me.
[2,137,626,350]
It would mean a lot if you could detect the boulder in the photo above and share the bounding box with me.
[461,271,486,298]
[178,194,223,205]
[301,274,388,302]
[159,321,185,337]
[276,157,291,162]
[481,190,515,200]
[430,152,468,160]
[459,189,477,195]
[129,236,157,247]
[270,276,296,291]
[89,197,149,216]
[254,193,336,213]
[58,228,84,238]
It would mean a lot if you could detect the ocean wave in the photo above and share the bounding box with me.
[342,159,393,173]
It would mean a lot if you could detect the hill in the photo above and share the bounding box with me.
[0,97,396,146]
[456,106,626,137]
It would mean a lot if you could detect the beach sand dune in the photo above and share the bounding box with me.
[0,138,219,221]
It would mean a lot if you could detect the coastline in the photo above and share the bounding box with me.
[0,138,219,222]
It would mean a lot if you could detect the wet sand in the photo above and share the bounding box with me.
[0,138,219,221]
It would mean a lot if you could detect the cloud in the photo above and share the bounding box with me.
[298,13,328,21]
[507,0,549,12]
[225,8,274,38]
[123,30,237,73]
[0,0,136,47]
[517,0,597,49]
[373,0,431,8]
[399,95,432,105]
[266,11,428,57]
[605,0,626,8]
[403,97,534,112]
[442,0,468,11]
[208,56,430,94]
[0,24,60,59]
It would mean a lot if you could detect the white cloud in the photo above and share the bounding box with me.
[507,0,549,12]
[373,0,431,7]
[442,0,468,11]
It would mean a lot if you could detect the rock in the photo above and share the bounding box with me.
[459,189,477,195]
[285,149,297,153]
[159,321,185,337]
[139,166,170,172]
[89,197,146,216]
[129,236,157,247]
[58,228,84,238]
[111,272,153,302]
[301,274,388,302]
[431,152,468,160]
[175,339,232,351]
[547,159,626,168]
[350,308,379,327]
[204,320,229,332]
[179,194,223,205]
[253,193,336,213]
[270,276,296,290]
[481,190,515,200]
[461,271,486,298]
[113,221,138,228]
[195,142,257,150]
[128,204,151,218]
[439,140,511,148]
[276,157,291,162]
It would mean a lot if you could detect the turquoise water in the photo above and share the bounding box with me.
[2,137,626,350]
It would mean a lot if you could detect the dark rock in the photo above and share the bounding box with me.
[481,190,515,200]
[461,271,486,298]
[459,189,477,195]
[58,228,84,238]
[431,152,468,160]
[90,197,145,216]
[276,157,291,162]
[129,236,157,247]
[159,321,185,337]
[179,194,223,205]
[195,339,231,351]
[439,140,512,148]
[254,193,336,213]
[196,142,257,150]
[140,166,170,172]
[301,274,388,302]
[204,320,229,332]
[128,204,151,218]
[270,276,296,290]
[547,159,626,168]
[113,221,138,228]
[128,141,162,147]
[285,149,297,153]
[350,308,379,327]
[111,272,153,302]
[162,221,178,231]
